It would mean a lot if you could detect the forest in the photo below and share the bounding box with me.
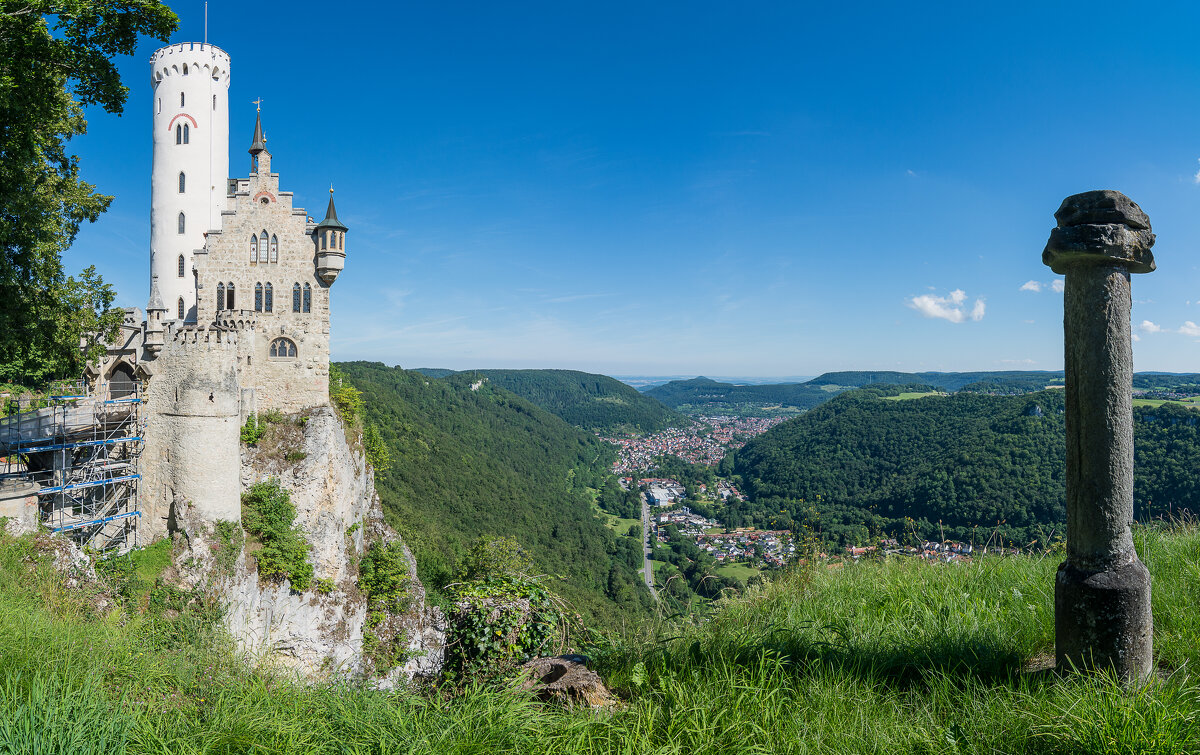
[729,387,1200,546]
[414,368,687,434]
[335,362,653,627]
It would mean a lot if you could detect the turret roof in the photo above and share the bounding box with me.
[315,188,348,232]
[249,109,266,155]
[147,276,166,312]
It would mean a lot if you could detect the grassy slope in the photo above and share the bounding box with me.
[3,524,1200,753]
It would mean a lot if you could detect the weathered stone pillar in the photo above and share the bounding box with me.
[1043,190,1155,682]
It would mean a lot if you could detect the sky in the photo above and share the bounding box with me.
[67,1,1200,378]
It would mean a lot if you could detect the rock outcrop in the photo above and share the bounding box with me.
[173,407,443,681]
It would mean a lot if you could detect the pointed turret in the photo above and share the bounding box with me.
[248,99,269,173]
[144,275,167,355]
[314,186,347,285]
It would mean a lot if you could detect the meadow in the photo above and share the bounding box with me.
[2,523,1199,754]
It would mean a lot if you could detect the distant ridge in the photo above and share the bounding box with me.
[647,370,1200,413]
[410,367,686,434]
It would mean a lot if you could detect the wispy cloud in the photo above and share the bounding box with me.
[907,289,986,323]
[1181,321,1200,337]
[1139,319,1200,338]
[1193,158,1200,184]
[1019,279,1064,293]
[1140,320,1163,333]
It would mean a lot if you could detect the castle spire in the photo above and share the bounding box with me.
[147,274,166,312]
[248,98,266,155]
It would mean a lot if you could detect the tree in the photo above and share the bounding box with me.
[0,1,178,384]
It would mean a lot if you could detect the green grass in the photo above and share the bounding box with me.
[1133,397,1200,410]
[714,562,761,582]
[882,391,945,401]
[3,524,1200,753]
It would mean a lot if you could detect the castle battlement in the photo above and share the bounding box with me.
[212,311,259,331]
[150,43,230,85]
[168,324,240,349]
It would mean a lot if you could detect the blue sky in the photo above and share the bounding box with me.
[68,2,1200,377]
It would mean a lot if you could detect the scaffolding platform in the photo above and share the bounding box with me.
[0,381,144,554]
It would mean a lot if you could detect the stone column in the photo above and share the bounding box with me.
[1043,190,1155,682]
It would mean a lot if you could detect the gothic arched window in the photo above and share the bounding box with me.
[250,234,258,263]
[178,172,185,193]
[226,282,235,309]
[177,254,185,277]
[254,282,263,312]
[180,91,185,106]
[339,232,344,250]
[177,297,184,320]
[216,282,225,311]
[177,212,185,234]
[183,123,189,143]
[182,63,188,75]
[302,283,311,313]
[259,230,269,263]
[175,124,182,144]
[270,234,278,263]
[269,338,297,359]
[292,283,301,313]
[320,231,327,251]
[264,282,273,312]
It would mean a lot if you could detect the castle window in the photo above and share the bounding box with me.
[216,282,225,311]
[182,123,189,144]
[339,232,344,251]
[175,124,182,144]
[259,231,268,262]
[178,171,185,193]
[269,338,297,359]
[303,283,311,313]
[177,254,185,277]
[212,94,216,109]
[292,283,301,312]
[180,91,185,107]
[177,212,185,234]
[254,282,262,312]
[264,282,273,312]
[270,234,278,263]
[227,282,235,309]
[157,97,161,113]
[177,297,184,319]
[320,231,327,251]
[250,234,258,263]
[182,63,188,75]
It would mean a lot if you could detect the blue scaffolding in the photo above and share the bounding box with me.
[0,380,144,553]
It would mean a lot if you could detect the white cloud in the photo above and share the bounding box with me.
[1140,320,1163,333]
[1019,280,1042,292]
[1193,158,1200,184]
[1051,279,1065,293]
[970,299,986,321]
[906,288,985,323]
[1181,321,1200,337]
[1132,333,1141,342]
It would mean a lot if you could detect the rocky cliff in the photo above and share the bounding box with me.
[172,407,443,682]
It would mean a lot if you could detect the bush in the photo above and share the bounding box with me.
[240,479,313,591]
[445,574,562,680]
[329,364,364,423]
[362,422,390,472]
[358,541,412,670]
[462,536,532,581]
[240,414,265,445]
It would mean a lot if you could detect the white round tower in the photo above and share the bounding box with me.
[149,42,231,322]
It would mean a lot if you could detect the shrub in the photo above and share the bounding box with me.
[329,364,364,423]
[445,574,562,680]
[240,414,265,445]
[358,541,412,671]
[284,451,307,463]
[240,479,313,591]
[362,422,390,472]
[462,535,533,581]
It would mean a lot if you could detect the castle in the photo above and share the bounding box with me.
[94,41,348,541]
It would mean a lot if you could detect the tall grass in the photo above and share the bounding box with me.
[1,525,1198,753]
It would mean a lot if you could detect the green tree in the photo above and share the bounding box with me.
[0,1,177,383]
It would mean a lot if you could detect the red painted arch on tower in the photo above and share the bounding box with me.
[252,192,276,204]
[167,113,198,131]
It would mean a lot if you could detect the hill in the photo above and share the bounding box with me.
[728,387,1200,545]
[4,521,1199,752]
[408,368,685,434]
[334,362,652,625]
[647,370,1200,415]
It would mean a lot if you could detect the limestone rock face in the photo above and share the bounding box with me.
[178,406,443,680]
